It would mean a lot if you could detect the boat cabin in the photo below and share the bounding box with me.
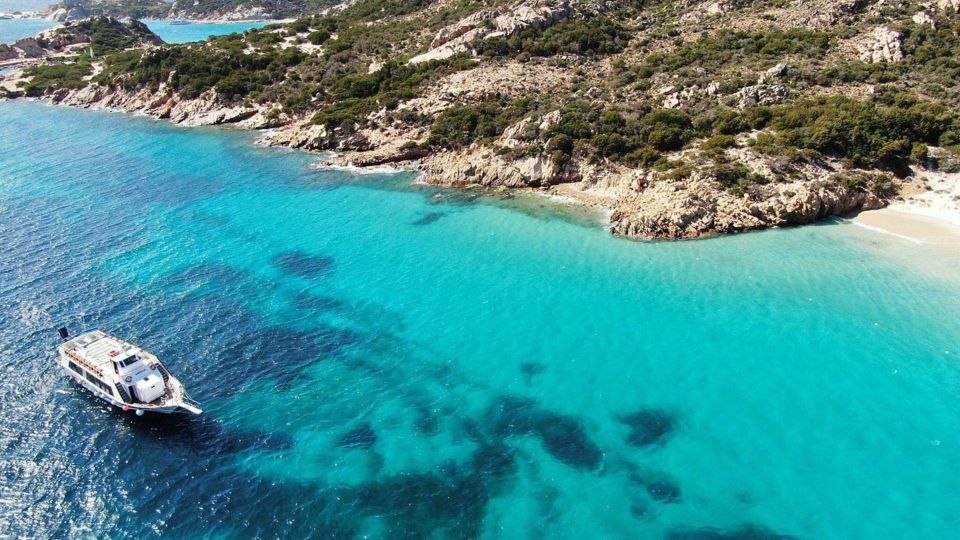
[61,331,168,404]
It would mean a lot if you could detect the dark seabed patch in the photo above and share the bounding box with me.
[666,525,798,540]
[294,291,344,312]
[338,423,377,450]
[646,479,682,503]
[273,250,335,279]
[630,498,650,519]
[123,416,294,457]
[412,212,446,226]
[219,325,361,386]
[489,396,603,471]
[428,190,481,206]
[520,362,544,378]
[414,405,441,436]
[346,441,516,539]
[619,409,676,447]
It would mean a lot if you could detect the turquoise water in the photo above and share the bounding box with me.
[144,20,272,44]
[0,19,270,46]
[0,18,56,44]
[1,100,960,538]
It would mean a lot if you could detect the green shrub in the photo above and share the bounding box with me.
[477,17,631,58]
[765,94,956,168]
[427,97,535,149]
[701,134,738,151]
[307,30,331,45]
[713,163,751,187]
[21,62,92,95]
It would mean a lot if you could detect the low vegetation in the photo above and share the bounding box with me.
[13,0,960,200]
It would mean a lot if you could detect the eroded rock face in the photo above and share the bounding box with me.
[609,180,885,239]
[912,11,935,28]
[0,44,18,61]
[735,84,788,108]
[417,110,578,188]
[55,85,279,129]
[793,0,877,27]
[422,149,578,188]
[858,25,904,63]
[410,0,574,64]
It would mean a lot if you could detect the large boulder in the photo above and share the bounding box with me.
[858,25,904,63]
[735,84,789,108]
[0,44,18,61]
[609,179,886,239]
[410,0,574,64]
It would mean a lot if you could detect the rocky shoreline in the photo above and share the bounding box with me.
[7,0,958,241]
[6,82,900,240]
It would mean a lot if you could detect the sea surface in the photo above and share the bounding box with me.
[142,20,273,44]
[0,18,270,45]
[0,18,55,44]
[1,100,960,539]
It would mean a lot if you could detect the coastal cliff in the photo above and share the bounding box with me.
[5,0,959,239]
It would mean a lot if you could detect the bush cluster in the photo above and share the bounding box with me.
[311,56,475,128]
[760,94,956,168]
[97,40,305,100]
[478,17,631,58]
[427,97,536,149]
[21,62,92,96]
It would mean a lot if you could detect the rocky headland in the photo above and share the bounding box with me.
[40,0,335,22]
[4,0,959,239]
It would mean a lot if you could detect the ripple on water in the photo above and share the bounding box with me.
[2,100,960,539]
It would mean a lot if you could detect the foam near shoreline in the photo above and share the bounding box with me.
[851,170,960,247]
[851,208,960,247]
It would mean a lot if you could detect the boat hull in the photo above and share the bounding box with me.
[59,359,188,415]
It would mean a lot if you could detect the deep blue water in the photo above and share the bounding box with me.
[1,100,960,538]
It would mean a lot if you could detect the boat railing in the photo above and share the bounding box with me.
[63,347,104,377]
[181,395,202,409]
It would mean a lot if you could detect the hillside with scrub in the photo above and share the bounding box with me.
[43,0,340,21]
[6,0,960,238]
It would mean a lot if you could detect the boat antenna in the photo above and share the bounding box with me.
[79,311,87,331]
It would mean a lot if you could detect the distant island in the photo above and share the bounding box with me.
[40,0,339,22]
[3,0,959,239]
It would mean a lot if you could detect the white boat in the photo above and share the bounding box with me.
[56,328,202,416]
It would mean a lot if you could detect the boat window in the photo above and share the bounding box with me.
[119,356,140,368]
[68,361,83,374]
[84,371,114,396]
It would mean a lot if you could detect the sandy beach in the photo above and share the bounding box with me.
[852,208,960,247]
[852,170,960,248]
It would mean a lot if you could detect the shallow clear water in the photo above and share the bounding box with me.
[1,100,959,539]
[0,18,55,44]
[143,20,272,44]
[0,18,270,46]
